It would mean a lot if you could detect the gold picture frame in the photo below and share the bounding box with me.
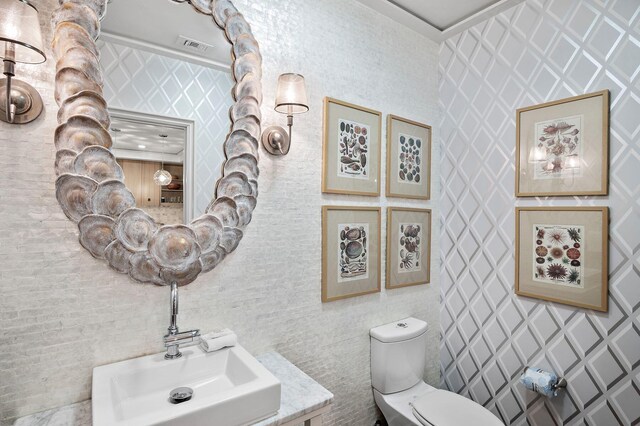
[322,206,381,302]
[386,115,431,200]
[386,207,431,289]
[515,207,608,312]
[515,90,609,197]
[322,97,382,196]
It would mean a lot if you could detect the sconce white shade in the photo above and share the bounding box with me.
[0,0,46,64]
[274,73,309,115]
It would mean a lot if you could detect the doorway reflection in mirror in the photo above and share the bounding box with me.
[110,109,193,225]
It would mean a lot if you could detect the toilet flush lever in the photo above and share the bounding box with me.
[397,322,408,328]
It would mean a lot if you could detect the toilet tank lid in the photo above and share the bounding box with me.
[370,317,428,343]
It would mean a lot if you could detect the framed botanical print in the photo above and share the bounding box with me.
[386,115,431,200]
[322,97,382,196]
[322,206,381,302]
[515,207,608,312]
[515,90,609,197]
[386,207,431,289]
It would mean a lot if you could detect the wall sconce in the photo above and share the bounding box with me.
[0,0,46,124]
[261,73,309,155]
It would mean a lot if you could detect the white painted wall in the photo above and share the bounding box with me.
[0,0,440,424]
[439,1,640,424]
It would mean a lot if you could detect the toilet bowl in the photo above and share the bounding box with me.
[373,381,436,426]
[370,318,503,426]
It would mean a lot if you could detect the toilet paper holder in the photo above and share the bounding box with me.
[520,367,567,398]
[553,377,568,390]
[521,367,567,390]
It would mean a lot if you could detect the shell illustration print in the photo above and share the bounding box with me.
[397,133,423,184]
[533,224,584,288]
[337,119,369,179]
[398,223,421,273]
[533,114,583,179]
[338,223,369,282]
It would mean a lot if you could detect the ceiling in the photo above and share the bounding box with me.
[101,0,521,58]
[110,117,186,163]
[355,0,524,41]
[388,0,501,30]
[101,0,232,69]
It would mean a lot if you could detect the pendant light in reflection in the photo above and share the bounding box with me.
[154,134,172,186]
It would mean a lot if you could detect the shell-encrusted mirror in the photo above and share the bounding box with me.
[52,0,262,286]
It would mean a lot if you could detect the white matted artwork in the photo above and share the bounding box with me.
[322,206,380,302]
[386,115,431,199]
[322,98,381,196]
[516,207,608,312]
[386,207,431,289]
[516,90,609,196]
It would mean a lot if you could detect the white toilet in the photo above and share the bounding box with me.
[370,317,504,426]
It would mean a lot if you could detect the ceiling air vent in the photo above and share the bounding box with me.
[175,35,212,53]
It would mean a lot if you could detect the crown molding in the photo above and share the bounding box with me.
[99,31,231,72]
[354,0,525,42]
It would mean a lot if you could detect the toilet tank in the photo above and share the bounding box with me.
[370,317,428,394]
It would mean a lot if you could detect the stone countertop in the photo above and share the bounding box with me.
[13,402,91,426]
[13,351,333,426]
[253,352,334,425]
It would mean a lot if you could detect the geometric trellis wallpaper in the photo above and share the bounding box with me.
[98,40,234,218]
[439,0,640,424]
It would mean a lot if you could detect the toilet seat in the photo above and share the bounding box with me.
[411,390,503,426]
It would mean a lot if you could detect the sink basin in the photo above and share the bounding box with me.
[92,344,281,426]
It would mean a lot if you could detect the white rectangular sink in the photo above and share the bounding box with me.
[92,344,281,426]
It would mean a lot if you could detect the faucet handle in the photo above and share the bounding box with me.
[164,329,200,346]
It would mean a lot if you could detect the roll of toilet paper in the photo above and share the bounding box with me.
[520,367,560,398]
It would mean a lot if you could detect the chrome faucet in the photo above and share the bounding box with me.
[163,281,200,360]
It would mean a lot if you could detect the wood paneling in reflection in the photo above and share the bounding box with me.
[117,159,161,207]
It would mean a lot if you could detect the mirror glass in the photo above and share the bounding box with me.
[109,109,190,224]
[98,0,235,224]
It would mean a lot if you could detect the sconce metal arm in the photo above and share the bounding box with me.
[284,114,293,153]
[3,58,16,123]
[275,140,285,155]
[1,41,45,125]
[272,115,293,155]
[261,115,294,156]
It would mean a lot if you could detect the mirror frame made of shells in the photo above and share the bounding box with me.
[52,0,262,286]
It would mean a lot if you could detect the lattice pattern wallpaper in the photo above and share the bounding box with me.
[98,40,235,217]
[439,0,640,424]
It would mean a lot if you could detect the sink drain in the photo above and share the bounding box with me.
[169,387,193,404]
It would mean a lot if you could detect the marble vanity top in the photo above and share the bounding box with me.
[14,352,334,426]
